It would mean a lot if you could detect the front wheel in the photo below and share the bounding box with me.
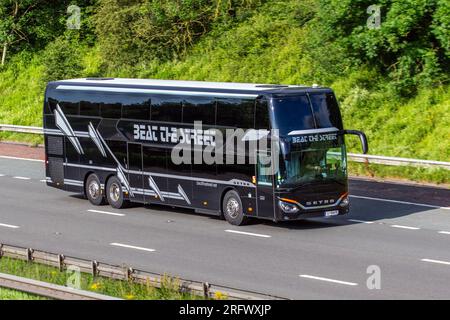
[106,176,128,209]
[222,190,248,226]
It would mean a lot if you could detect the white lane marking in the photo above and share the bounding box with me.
[13,176,31,180]
[110,243,155,252]
[40,179,47,182]
[0,223,20,229]
[299,274,358,286]
[87,209,125,217]
[391,225,420,230]
[421,259,450,266]
[438,231,450,235]
[225,229,272,238]
[0,155,44,163]
[348,219,375,224]
[350,195,449,210]
[0,174,5,177]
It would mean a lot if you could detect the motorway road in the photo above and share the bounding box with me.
[0,156,449,299]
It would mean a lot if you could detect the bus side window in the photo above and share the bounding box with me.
[216,99,254,129]
[151,95,182,123]
[182,97,216,125]
[46,98,58,115]
[100,102,122,119]
[255,99,269,129]
[59,101,79,116]
[80,101,100,117]
[122,99,151,120]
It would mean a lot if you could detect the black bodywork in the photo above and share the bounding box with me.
[44,80,367,222]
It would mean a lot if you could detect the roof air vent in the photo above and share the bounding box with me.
[255,84,289,88]
[86,77,115,81]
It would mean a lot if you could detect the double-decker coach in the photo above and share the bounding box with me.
[44,78,367,225]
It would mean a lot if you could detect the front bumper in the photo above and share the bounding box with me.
[275,206,349,221]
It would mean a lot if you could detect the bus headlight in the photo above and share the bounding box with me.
[278,200,300,214]
[340,196,349,207]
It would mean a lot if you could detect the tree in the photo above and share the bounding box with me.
[0,1,36,65]
[309,0,449,95]
[0,0,95,66]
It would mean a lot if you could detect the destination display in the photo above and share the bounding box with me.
[291,132,338,144]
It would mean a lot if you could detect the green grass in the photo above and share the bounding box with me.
[348,162,449,186]
[0,257,205,300]
[0,287,49,300]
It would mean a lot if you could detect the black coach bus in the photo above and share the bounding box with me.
[44,78,368,225]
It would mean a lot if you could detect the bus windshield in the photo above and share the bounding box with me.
[276,145,347,188]
[271,93,343,135]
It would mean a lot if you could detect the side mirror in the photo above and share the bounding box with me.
[343,130,369,154]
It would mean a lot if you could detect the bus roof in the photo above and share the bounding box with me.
[50,78,332,98]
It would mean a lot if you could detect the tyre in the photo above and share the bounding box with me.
[106,176,128,209]
[222,190,248,226]
[85,173,105,206]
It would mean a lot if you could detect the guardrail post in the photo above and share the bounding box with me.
[363,157,374,177]
[26,248,33,262]
[203,282,210,299]
[58,254,65,272]
[0,244,3,259]
[91,260,99,277]
[125,267,134,281]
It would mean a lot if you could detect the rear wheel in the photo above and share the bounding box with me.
[85,174,105,206]
[106,176,128,209]
[222,190,248,226]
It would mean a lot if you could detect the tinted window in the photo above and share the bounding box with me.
[122,96,151,120]
[309,93,343,129]
[80,101,100,117]
[143,147,167,173]
[151,96,182,123]
[100,102,122,119]
[255,99,270,129]
[272,95,314,135]
[167,148,191,175]
[59,101,79,115]
[108,140,127,167]
[128,143,143,170]
[216,99,254,128]
[192,149,216,178]
[182,97,216,125]
[46,98,58,115]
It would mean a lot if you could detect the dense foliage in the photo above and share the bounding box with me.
[0,0,448,182]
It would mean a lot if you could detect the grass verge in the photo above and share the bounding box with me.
[348,162,449,186]
[0,256,205,300]
[0,287,49,300]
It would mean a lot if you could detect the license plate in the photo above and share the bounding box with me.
[325,210,339,217]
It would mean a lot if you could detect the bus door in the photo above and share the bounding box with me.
[255,151,276,219]
[127,143,144,203]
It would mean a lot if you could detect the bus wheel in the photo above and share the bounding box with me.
[85,174,105,206]
[222,190,248,226]
[106,176,127,209]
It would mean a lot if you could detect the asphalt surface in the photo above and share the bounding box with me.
[0,156,449,299]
